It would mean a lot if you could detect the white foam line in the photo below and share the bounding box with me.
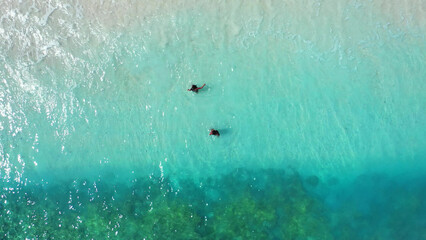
[39,6,57,26]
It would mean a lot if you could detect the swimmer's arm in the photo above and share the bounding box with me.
[196,84,206,90]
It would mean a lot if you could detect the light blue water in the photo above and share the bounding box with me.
[1,0,425,239]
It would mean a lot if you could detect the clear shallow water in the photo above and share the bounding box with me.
[1,0,425,239]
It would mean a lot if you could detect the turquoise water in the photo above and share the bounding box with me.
[1,0,426,239]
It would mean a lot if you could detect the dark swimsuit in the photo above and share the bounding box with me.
[190,85,199,92]
[210,130,220,136]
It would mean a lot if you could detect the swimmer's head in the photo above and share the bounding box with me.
[209,129,220,136]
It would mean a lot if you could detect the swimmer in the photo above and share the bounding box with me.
[209,129,220,136]
[188,84,206,93]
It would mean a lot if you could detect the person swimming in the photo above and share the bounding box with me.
[188,84,206,93]
[209,129,220,136]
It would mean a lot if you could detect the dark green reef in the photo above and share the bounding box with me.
[1,168,425,239]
